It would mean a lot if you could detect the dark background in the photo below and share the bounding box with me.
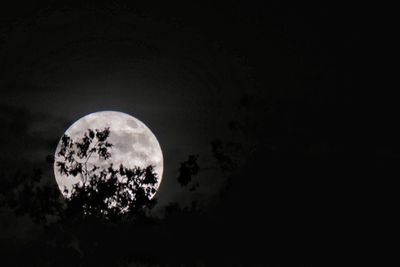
[0,1,373,266]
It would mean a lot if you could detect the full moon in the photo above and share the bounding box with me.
[53,111,163,198]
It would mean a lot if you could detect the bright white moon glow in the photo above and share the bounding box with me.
[53,111,163,198]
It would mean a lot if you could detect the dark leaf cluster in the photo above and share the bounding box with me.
[56,128,113,183]
[177,155,199,186]
[66,164,158,219]
[0,169,64,223]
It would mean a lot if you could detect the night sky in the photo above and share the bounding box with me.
[0,2,367,266]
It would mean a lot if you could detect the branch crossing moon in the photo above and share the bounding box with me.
[53,111,163,198]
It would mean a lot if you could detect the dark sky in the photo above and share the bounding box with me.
[0,1,369,266]
[0,2,253,209]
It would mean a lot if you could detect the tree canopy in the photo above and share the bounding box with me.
[55,128,158,219]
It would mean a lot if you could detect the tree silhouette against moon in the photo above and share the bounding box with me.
[55,127,158,219]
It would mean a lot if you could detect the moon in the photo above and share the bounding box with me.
[53,111,163,198]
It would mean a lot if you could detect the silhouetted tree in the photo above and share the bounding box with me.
[55,128,158,219]
[0,169,63,223]
[177,154,199,186]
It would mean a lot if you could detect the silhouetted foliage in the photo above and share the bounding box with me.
[177,154,199,186]
[0,169,64,223]
[55,128,159,219]
[56,128,113,183]
[211,139,239,172]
